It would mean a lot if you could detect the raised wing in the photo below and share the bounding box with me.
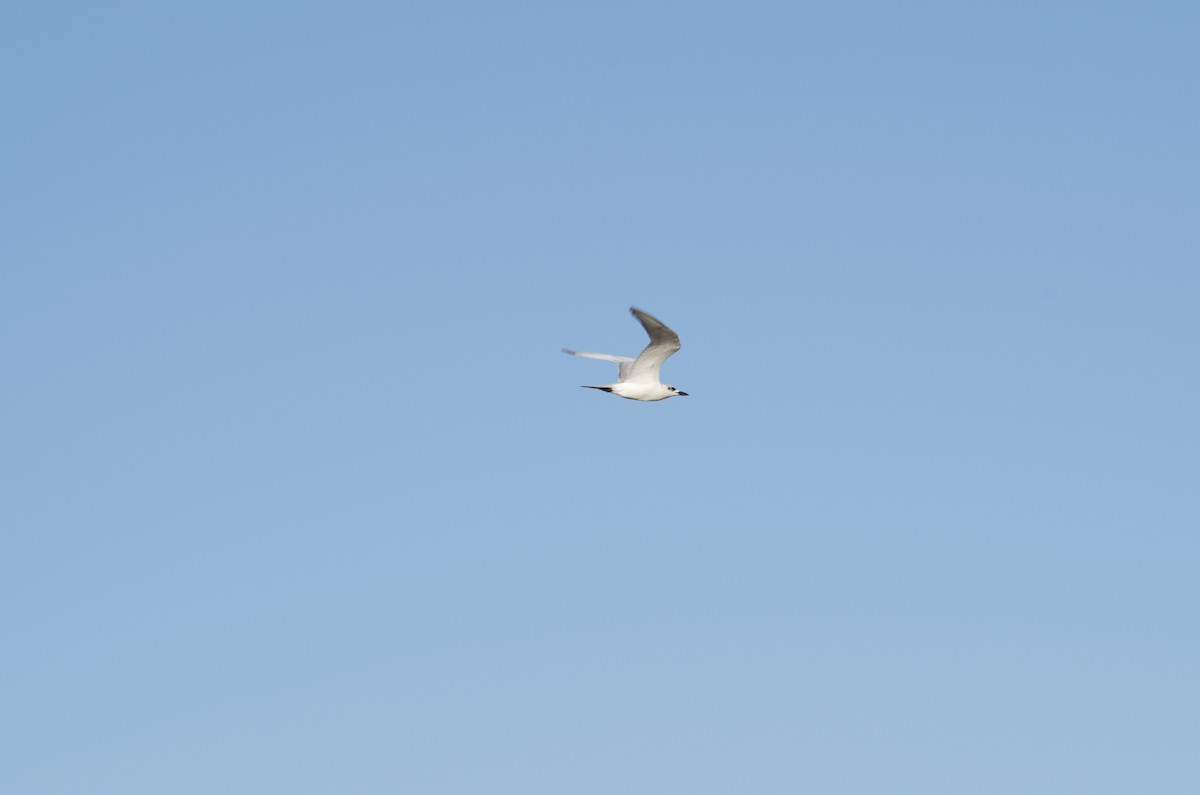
[562,349,637,381]
[624,307,681,384]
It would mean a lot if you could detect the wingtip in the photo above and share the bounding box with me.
[629,306,667,328]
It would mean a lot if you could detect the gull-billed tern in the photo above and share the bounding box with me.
[563,307,689,401]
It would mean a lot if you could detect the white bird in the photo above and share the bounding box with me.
[563,307,689,401]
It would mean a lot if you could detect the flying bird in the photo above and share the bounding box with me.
[563,307,689,401]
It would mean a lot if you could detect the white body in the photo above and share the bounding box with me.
[563,307,688,401]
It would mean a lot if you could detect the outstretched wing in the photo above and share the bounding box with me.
[562,349,636,381]
[624,307,681,384]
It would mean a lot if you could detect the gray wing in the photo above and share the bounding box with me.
[562,349,637,381]
[624,307,681,384]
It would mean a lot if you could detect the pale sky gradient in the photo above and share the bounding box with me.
[4,3,1198,793]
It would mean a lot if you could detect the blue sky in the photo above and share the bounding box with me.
[3,2,1198,793]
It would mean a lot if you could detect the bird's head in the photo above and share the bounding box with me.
[666,385,689,397]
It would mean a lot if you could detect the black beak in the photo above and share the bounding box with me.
[677,391,689,396]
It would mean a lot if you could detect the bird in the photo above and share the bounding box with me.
[563,307,689,401]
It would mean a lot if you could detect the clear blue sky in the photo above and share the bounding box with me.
[4,2,1198,793]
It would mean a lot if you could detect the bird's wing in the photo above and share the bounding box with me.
[623,307,681,384]
[562,349,637,381]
